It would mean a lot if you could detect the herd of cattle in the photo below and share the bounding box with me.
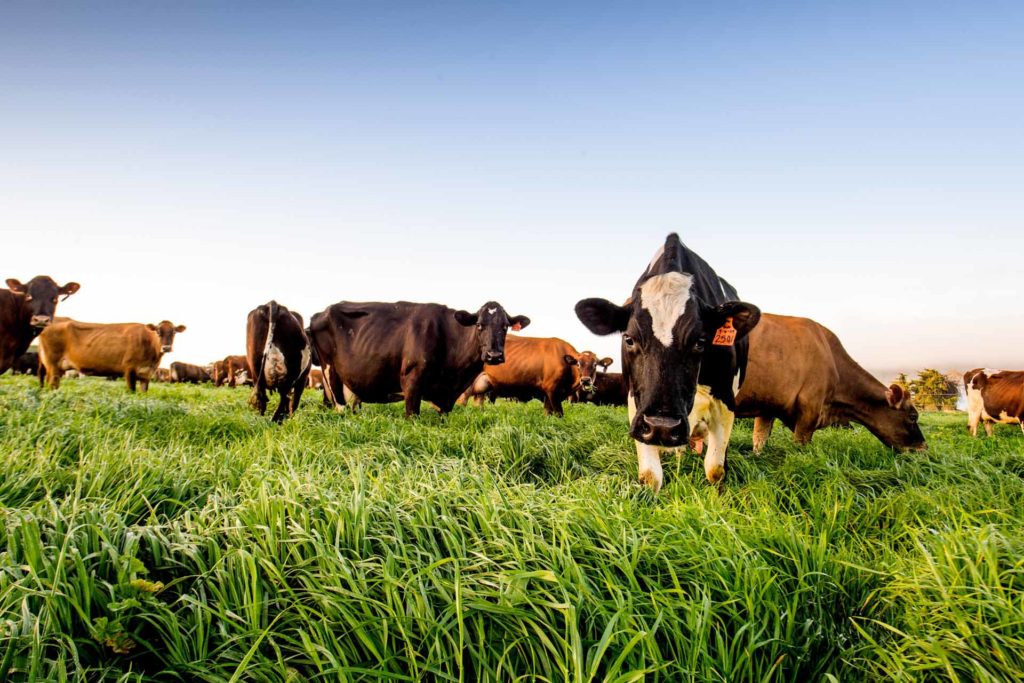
[2,234,1022,490]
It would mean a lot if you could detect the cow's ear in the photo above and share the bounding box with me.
[146,323,158,331]
[703,301,761,340]
[575,298,629,335]
[599,357,614,368]
[509,315,530,331]
[58,282,80,299]
[6,278,26,293]
[174,325,187,333]
[886,384,906,409]
[563,354,579,366]
[454,310,478,326]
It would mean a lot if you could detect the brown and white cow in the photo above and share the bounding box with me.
[731,314,926,451]
[576,233,760,490]
[0,276,80,375]
[308,300,529,416]
[38,320,185,392]
[307,367,324,389]
[575,371,628,407]
[457,337,612,416]
[246,301,311,422]
[153,367,173,383]
[219,355,250,387]
[170,361,211,384]
[964,369,1024,437]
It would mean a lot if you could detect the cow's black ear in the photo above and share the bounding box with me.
[59,282,80,298]
[454,310,478,326]
[563,354,579,366]
[6,278,26,293]
[509,315,530,331]
[599,357,613,368]
[703,301,761,340]
[575,298,629,335]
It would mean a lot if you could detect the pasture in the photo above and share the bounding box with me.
[1,374,1022,682]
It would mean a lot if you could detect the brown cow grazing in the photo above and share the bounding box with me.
[732,313,926,452]
[309,300,529,417]
[221,355,250,387]
[457,338,611,416]
[170,361,211,384]
[0,276,80,375]
[964,369,1024,437]
[153,367,173,383]
[576,371,628,407]
[12,350,40,375]
[38,320,185,392]
[307,367,324,389]
[246,301,311,422]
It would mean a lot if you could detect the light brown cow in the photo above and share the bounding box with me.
[222,355,250,387]
[731,313,925,451]
[457,336,611,417]
[38,320,185,392]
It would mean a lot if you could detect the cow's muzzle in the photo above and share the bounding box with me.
[634,414,687,447]
[30,315,52,328]
[580,378,595,391]
[484,352,505,364]
[161,345,173,353]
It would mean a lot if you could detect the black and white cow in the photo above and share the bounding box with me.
[575,233,760,491]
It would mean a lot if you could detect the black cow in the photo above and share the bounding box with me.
[11,350,39,375]
[308,300,529,417]
[170,361,211,384]
[576,371,628,406]
[575,233,760,490]
[246,301,311,422]
[0,276,80,375]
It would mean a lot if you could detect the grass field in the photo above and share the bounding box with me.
[1,374,1022,682]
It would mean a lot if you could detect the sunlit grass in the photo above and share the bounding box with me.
[1,375,1022,681]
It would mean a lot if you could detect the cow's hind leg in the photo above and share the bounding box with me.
[126,371,138,392]
[250,383,269,416]
[752,416,774,453]
[400,363,423,417]
[270,387,289,423]
[543,391,564,417]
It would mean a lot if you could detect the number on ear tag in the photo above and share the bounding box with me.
[712,317,737,346]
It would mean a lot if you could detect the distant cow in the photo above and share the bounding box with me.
[246,301,311,422]
[11,350,39,375]
[38,320,185,392]
[457,337,611,416]
[153,367,173,383]
[576,233,760,490]
[964,369,1024,437]
[309,300,529,416]
[732,314,926,451]
[170,361,211,384]
[308,367,324,389]
[0,276,80,375]
[576,371,628,407]
[219,355,250,387]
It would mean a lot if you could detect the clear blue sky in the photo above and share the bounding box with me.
[3,1,1022,378]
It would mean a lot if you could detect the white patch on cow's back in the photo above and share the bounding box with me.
[639,272,693,346]
[646,244,665,274]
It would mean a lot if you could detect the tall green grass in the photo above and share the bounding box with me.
[1,375,1022,681]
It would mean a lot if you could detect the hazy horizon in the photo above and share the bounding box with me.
[3,2,1022,379]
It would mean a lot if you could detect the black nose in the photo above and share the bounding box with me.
[635,415,686,446]
[485,352,504,364]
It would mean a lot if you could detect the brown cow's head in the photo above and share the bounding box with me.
[564,351,613,393]
[453,302,530,365]
[870,384,927,451]
[146,320,186,354]
[6,276,80,328]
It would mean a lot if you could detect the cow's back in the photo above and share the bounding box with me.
[42,322,158,374]
[735,314,840,420]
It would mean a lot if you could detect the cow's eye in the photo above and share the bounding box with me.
[693,339,705,353]
[623,334,635,348]
[476,324,483,330]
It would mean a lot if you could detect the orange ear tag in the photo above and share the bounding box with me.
[712,317,737,346]
[511,323,522,331]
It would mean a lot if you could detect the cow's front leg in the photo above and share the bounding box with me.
[703,402,734,485]
[400,362,423,417]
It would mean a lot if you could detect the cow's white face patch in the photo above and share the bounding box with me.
[487,307,497,315]
[639,272,693,346]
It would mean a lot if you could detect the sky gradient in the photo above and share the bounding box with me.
[3,1,1022,379]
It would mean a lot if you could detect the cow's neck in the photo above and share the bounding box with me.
[452,330,484,376]
[831,362,889,424]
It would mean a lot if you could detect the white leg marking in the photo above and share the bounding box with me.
[629,391,667,492]
[689,385,733,483]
